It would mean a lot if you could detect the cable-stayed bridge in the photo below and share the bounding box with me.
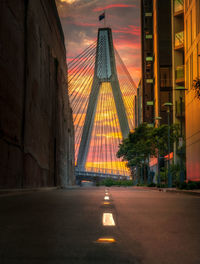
[68,27,137,181]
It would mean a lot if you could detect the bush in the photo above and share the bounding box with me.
[101,178,115,187]
[156,183,168,188]
[121,180,134,186]
[178,181,200,190]
[100,178,133,187]
[147,183,156,187]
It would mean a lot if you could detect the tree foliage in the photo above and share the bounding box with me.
[117,123,180,169]
[193,78,200,100]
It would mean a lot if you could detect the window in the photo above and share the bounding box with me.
[186,60,189,90]
[146,79,153,83]
[197,0,200,34]
[185,0,188,10]
[186,19,188,51]
[146,56,153,61]
[191,8,196,43]
[186,13,192,50]
[198,42,200,77]
[190,53,193,89]
[146,34,153,39]
[190,12,192,46]
[145,12,152,17]
[147,101,154,106]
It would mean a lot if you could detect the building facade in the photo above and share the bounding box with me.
[153,0,173,126]
[184,0,200,181]
[141,0,173,127]
[0,0,75,188]
[171,0,186,170]
[141,0,154,125]
[134,80,143,128]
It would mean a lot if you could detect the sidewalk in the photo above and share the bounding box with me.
[133,186,200,196]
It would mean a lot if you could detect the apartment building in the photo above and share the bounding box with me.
[141,0,173,126]
[184,0,200,181]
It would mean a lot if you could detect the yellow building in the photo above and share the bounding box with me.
[171,0,185,167]
[184,0,200,181]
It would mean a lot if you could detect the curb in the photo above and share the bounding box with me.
[133,186,200,196]
[0,187,59,197]
[163,189,200,196]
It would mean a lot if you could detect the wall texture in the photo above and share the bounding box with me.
[0,0,75,188]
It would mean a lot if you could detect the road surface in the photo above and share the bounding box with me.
[0,187,200,263]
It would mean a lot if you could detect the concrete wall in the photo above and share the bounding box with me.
[0,0,75,188]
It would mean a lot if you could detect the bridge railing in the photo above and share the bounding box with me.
[76,166,130,177]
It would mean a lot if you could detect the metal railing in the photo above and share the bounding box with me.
[76,166,130,177]
[175,31,184,48]
[174,0,184,14]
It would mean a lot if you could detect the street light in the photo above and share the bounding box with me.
[163,102,173,188]
[154,116,162,185]
[175,87,187,183]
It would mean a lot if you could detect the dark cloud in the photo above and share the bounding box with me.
[56,0,141,84]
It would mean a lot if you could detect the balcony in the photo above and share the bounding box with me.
[175,65,184,84]
[175,31,184,50]
[174,0,184,15]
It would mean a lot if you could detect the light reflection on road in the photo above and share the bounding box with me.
[102,213,115,226]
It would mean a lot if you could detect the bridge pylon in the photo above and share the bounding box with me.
[77,28,130,170]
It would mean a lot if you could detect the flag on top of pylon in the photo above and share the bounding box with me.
[99,12,105,21]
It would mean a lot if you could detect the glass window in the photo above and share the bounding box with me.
[185,0,188,10]
[145,12,152,17]
[197,0,200,34]
[190,12,192,46]
[198,42,200,77]
[190,53,193,89]
[192,8,196,43]
[146,79,153,83]
[186,60,189,90]
[146,56,153,61]
[145,34,153,39]
[186,19,188,51]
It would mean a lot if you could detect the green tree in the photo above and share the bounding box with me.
[117,123,180,184]
[152,124,180,157]
[117,123,155,183]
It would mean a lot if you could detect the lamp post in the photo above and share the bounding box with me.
[179,96,185,183]
[163,102,173,188]
[175,87,187,183]
[154,116,162,185]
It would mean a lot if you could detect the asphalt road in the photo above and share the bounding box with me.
[0,187,200,264]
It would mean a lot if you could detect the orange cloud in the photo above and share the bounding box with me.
[114,39,141,50]
[93,4,136,12]
[113,25,140,36]
[71,21,99,28]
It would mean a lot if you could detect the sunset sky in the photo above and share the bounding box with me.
[56,0,141,85]
[56,0,141,173]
